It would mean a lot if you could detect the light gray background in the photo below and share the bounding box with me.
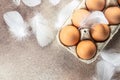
[0,0,120,80]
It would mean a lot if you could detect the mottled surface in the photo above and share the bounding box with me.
[0,0,120,80]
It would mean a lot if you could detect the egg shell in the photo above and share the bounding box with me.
[86,0,106,11]
[59,25,80,46]
[72,9,90,28]
[104,7,120,25]
[118,0,120,5]
[90,24,110,42]
[76,40,97,60]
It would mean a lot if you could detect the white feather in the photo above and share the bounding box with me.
[49,0,60,6]
[101,51,120,66]
[80,11,109,28]
[96,60,115,80]
[13,0,21,6]
[30,13,55,47]
[3,11,29,40]
[96,50,120,80]
[92,76,97,80]
[55,0,80,30]
[22,0,41,7]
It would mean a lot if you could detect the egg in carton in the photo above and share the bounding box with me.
[57,0,120,64]
[118,0,120,5]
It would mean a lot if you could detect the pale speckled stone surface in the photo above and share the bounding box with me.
[0,0,120,80]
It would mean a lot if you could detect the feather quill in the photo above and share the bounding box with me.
[30,13,55,47]
[55,0,80,30]
[13,0,21,6]
[49,0,61,6]
[3,11,29,40]
[22,0,41,7]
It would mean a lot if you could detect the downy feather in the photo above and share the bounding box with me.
[3,11,29,40]
[30,13,55,47]
[96,60,115,80]
[49,0,61,6]
[80,11,109,28]
[13,0,21,6]
[101,51,120,66]
[55,0,80,30]
[22,0,41,7]
[96,50,120,80]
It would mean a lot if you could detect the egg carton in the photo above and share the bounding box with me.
[56,0,120,64]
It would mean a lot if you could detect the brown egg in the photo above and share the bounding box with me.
[118,0,120,5]
[59,26,80,46]
[104,7,120,24]
[90,24,110,42]
[86,0,105,11]
[76,40,96,60]
[72,9,90,27]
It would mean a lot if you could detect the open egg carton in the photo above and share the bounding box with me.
[57,0,120,64]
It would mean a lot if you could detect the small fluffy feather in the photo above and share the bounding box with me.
[55,0,80,30]
[101,51,120,66]
[96,50,120,80]
[80,11,109,28]
[30,13,55,47]
[3,11,29,40]
[49,0,60,6]
[96,60,115,80]
[92,76,97,80]
[13,0,21,6]
[22,0,41,7]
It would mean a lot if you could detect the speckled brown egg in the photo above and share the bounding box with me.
[90,24,110,42]
[104,7,120,24]
[76,40,97,60]
[59,25,80,46]
[86,0,106,11]
[72,9,90,28]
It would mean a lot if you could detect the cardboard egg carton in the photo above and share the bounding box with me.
[57,0,120,64]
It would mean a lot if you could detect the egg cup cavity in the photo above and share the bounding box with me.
[57,0,120,64]
[80,28,91,40]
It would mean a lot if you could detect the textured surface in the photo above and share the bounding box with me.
[0,0,120,80]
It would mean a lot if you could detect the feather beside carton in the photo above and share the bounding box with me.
[3,11,29,40]
[96,60,115,80]
[96,50,120,80]
[55,0,80,30]
[49,0,61,6]
[22,0,41,7]
[13,0,21,6]
[30,13,55,47]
